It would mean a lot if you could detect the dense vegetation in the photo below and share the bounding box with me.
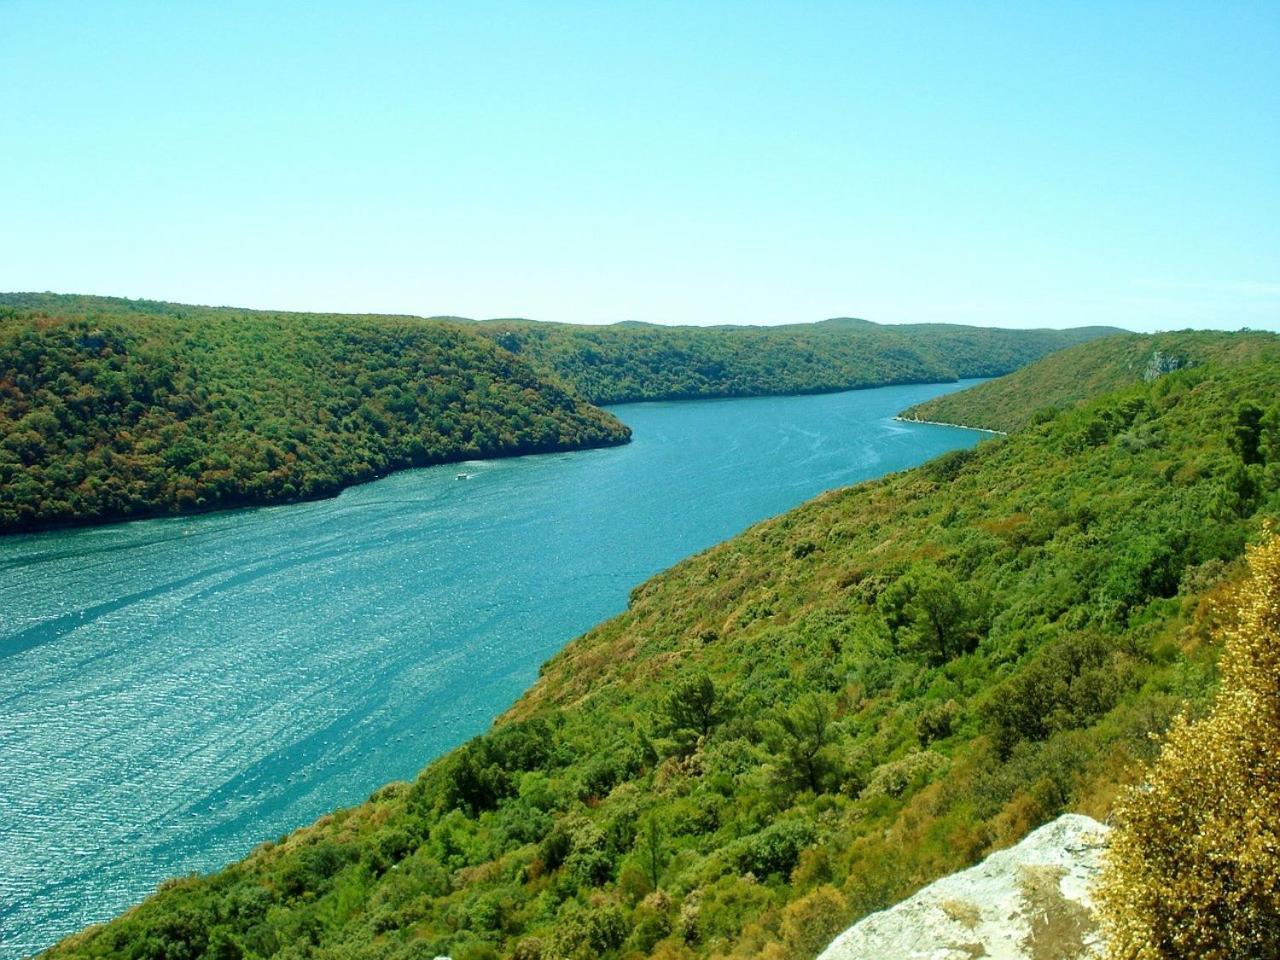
[898,330,1276,433]
[46,332,1280,960]
[0,295,629,533]
[472,317,1120,405]
[0,293,1117,533]
[1097,532,1280,960]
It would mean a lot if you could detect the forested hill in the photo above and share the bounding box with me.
[898,329,1280,434]
[0,293,1116,533]
[471,317,1121,404]
[0,295,629,533]
[46,333,1280,960]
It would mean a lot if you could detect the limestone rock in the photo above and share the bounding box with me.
[817,814,1110,960]
[1143,349,1189,381]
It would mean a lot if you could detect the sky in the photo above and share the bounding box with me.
[2,2,1278,331]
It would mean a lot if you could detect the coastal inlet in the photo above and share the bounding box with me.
[0,380,988,958]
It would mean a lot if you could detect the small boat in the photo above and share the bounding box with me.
[456,473,469,480]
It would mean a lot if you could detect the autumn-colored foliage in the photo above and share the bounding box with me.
[1096,532,1280,960]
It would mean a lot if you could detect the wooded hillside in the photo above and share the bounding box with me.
[899,330,1278,433]
[473,317,1120,405]
[0,295,629,533]
[44,332,1280,960]
[1,294,1118,533]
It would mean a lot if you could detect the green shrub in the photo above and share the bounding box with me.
[735,820,816,879]
[859,750,948,802]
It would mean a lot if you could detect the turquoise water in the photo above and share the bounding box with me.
[0,381,985,956]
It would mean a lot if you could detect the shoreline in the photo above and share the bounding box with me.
[0,431,631,539]
[892,415,1008,436]
[4,380,988,539]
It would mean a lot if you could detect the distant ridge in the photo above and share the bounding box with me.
[817,316,878,328]
[470,315,1123,404]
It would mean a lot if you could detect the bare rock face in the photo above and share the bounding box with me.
[817,814,1110,960]
[1143,349,1189,381]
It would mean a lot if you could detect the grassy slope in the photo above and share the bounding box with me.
[472,318,1121,405]
[0,295,630,533]
[46,333,1280,960]
[898,330,1275,433]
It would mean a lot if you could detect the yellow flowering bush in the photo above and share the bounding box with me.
[1096,532,1280,959]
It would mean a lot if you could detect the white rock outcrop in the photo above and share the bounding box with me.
[818,814,1110,960]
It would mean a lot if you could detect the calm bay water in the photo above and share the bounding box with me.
[0,381,985,956]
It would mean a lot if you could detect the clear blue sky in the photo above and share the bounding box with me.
[3,2,1277,330]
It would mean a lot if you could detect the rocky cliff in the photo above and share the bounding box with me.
[817,814,1110,960]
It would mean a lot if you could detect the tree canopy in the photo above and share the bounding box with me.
[900,329,1279,433]
[1,293,1120,533]
[0,295,629,532]
[471,316,1120,405]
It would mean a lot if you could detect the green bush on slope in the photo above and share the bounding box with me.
[43,335,1280,960]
